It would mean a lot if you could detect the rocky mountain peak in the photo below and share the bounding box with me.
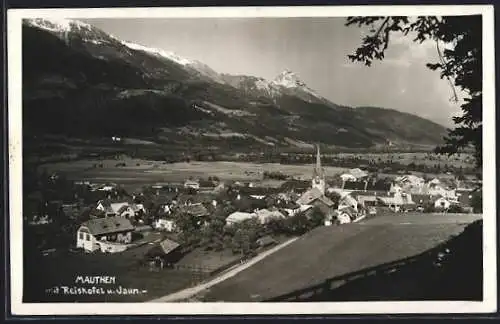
[24,18,92,34]
[272,69,307,88]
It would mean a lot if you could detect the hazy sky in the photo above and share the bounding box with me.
[85,17,463,127]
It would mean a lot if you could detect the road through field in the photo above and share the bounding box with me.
[149,213,481,303]
[149,236,299,302]
[198,212,482,302]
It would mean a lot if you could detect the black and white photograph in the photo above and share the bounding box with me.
[7,5,496,315]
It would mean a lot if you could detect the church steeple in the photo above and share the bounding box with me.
[312,143,325,194]
[316,144,322,175]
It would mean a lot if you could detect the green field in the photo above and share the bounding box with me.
[38,157,473,195]
[198,213,481,302]
[38,159,349,191]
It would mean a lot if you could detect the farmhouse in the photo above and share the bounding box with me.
[284,204,313,217]
[348,168,369,180]
[154,218,176,232]
[456,189,474,207]
[340,173,357,183]
[296,187,324,205]
[395,174,426,193]
[354,194,378,208]
[96,200,145,218]
[434,196,452,210]
[280,179,311,193]
[184,179,200,190]
[412,194,433,208]
[336,206,357,224]
[145,238,182,269]
[28,214,52,226]
[342,180,366,191]
[338,193,359,211]
[225,211,257,225]
[76,217,135,253]
[311,196,336,217]
[425,182,456,199]
[255,209,286,224]
[377,192,415,212]
[344,179,391,192]
[180,203,209,216]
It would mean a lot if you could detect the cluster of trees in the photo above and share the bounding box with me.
[262,171,290,181]
[228,152,476,175]
[174,203,327,256]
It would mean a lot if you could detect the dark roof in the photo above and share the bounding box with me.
[343,181,366,190]
[457,191,473,206]
[412,194,432,205]
[180,203,209,217]
[199,180,216,188]
[153,193,178,205]
[280,179,311,191]
[239,187,273,195]
[351,191,392,198]
[282,201,301,209]
[316,195,335,207]
[338,206,356,215]
[178,193,213,204]
[296,188,323,205]
[159,238,181,254]
[366,180,392,191]
[344,179,391,192]
[80,217,135,236]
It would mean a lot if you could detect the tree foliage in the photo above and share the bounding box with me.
[230,218,262,255]
[175,211,201,248]
[470,190,483,213]
[200,205,233,251]
[346,15,482,168]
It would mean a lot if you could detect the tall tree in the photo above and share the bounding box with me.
[346,16,482,168]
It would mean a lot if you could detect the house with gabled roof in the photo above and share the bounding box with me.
[376,192,415,212]
[145,238,183,269]
[96,199,115,216]
[296,187,324,205]
[296,187,335,213]
[334,206,356,224]
[96,199,144,218]
[76,216,135,253]
[412,194,433,208]
[456,189,474,207]
[178,203,210,222]
[279,179,311,193]
[433,195,452,210]
[225,211,257,226]
[255,208,286,224]
[184,179,200,190]
[338,193,359,211]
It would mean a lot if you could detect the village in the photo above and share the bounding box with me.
[23,145,482,301]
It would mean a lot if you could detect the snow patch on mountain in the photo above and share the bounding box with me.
[272,69,307,88]
[255,78,272,91]
[122,40,193,66]
[271,69,324,101]
[25,18,92,33]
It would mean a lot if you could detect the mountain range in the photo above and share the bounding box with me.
[22,18,448,152]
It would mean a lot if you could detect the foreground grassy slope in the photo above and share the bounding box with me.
[200,214,482,302]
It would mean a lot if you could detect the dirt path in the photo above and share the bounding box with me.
[148,237,299,302]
